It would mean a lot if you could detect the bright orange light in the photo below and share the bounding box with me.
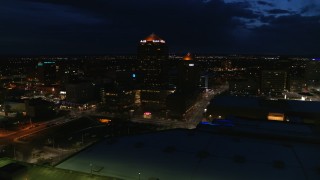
[99,119,111,124]
[183,53,193,61]
[267,113,284,121]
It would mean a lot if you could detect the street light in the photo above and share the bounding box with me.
[138,172,141,180]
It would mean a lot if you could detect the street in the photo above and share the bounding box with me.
[131,84,229,129]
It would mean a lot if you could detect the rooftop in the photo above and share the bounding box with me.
[140,33,165,44]
[208,95,320,121]
[57,124,320,180]
[0,158,122,180]
[183,52,193,61]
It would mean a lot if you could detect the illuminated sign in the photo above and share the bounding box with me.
[143,112,152,119]
[60,91,66,95]
[140,40,165,43]
[267,113,284,121]
[44,61,55,64]
[189,64,194,66]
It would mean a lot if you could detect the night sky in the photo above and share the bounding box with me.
[1,0,320,55]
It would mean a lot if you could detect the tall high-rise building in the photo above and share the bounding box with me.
[177,53,200,93]
[166,53,200,119]
[137,33,168,88]
[136,33,171,111]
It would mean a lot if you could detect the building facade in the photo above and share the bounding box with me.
[261,70,287,95]
[167,53,201,119]
[136,33,171,111]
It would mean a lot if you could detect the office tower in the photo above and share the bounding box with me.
[137,33,168,87]
[177,53,200,93]
[100,84,135,113]
[136,33,171,111]
[166,53,200,119]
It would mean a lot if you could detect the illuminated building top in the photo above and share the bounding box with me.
[140,33,165,44]
[183,52,193,61]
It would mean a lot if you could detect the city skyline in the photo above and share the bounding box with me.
[1,0,320,56]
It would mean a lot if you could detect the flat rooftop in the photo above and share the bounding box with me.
[0,158,122,180]
[57,124,320,180]
[208,95,320,122]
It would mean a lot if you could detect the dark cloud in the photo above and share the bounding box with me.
[242,14,320,55]
[0,0,319,55]
[300,4,320,15]
[267,9,294,14]
[259,15,276,23]
[257,1,274,7]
